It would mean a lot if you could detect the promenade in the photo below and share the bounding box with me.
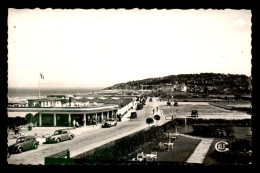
[8,97,166,165]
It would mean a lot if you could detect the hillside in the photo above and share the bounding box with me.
[104,73,252,95]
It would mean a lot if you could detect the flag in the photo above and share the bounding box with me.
[40,73,44,79]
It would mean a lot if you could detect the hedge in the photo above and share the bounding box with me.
[191,124,234,138]
[170,118,251,127]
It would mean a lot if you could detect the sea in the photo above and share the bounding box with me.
[8,87,102,102]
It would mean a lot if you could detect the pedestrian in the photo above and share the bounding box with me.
[117,114,121,122]
[73,119,76,129]
[157,106,158,111]
[93,118,96,127]
[153,109,155,114]
[75,121,80,128]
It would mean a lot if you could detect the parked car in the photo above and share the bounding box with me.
[191,110,199,117]
[8,136,39,154]
[130,111,137,119]
[167,101,171,106]
[46,129,75,143]
[136,103,143,110]
[102,118,117,128]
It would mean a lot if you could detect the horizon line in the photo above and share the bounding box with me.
[8,72,251,89]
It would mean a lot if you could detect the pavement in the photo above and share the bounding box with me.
[7,97,166,165]
[170,132,213,164]
[186,138,214,164]
[70,124,149,158]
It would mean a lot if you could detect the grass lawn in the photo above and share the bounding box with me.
[130,134,201,162]
[203,126,251,165]
[203,138,227,165]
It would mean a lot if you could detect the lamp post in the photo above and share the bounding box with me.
[185,115,187,133]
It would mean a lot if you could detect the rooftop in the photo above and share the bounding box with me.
[28,98,66,102]
[8,104,119,114]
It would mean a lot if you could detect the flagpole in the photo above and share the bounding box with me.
[39,73,40,97]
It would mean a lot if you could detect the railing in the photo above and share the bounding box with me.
[118,101,134,116]
[45,149,74,165]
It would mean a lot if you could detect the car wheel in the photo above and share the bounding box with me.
[69,135,73,140]
[56,138,60,143]
[34,144,38,149]
[17,147,23,153]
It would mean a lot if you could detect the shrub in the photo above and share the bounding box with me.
[146,118,154,127]
[191,124,234,138]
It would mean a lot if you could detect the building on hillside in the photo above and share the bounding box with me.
[180,84,187,92]
[161,84,174,92]
[173,83,187,92]
[140,85,154,90]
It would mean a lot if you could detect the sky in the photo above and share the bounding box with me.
[8,9,252,88]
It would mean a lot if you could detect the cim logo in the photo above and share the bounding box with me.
[215,141,229,152]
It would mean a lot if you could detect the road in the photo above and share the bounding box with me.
[8,97,164,165]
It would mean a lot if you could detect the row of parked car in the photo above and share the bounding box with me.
[8,112,139,155]
[8,109,140,156]
[8,129,75,155]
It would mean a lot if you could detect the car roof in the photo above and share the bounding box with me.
[55,129,67,131]
[17,135,35,139]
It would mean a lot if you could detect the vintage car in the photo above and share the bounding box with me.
[102,118,117,128]
[129,111,137,119]
[8,136,39,153]
[191,110,199,117]
[46,129,75,143]
[136,103,143,110]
